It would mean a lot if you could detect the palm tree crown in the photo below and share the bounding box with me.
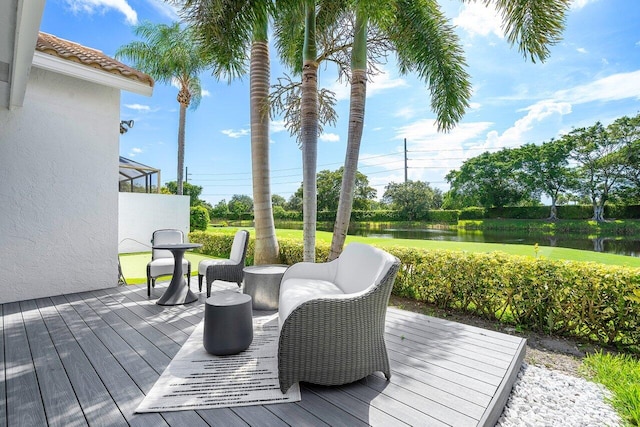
[116,21,209,195]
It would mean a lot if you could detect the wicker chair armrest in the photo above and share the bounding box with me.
[281,259,339,283]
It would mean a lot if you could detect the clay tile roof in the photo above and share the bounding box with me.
[36,32,154,88]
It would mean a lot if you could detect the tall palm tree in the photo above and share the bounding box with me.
[274,1,347,262]
[328,0,571,259]
[301,0,319,262]
[180,0,280,264]
[116,22,209,195]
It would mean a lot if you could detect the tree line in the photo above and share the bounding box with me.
[445,113,640,221]
[165,113,640,224]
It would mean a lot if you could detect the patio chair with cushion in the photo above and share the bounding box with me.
[146,229,191,297]
[198,229,249,297]
[277,242,401,393]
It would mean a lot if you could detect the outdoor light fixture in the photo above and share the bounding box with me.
[120,120,134,134]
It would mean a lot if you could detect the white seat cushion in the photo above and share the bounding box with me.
[198,258,235,275]
[278,278,344,327]
[148,258,189,279]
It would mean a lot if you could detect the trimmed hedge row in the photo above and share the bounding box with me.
[189,231,640,349]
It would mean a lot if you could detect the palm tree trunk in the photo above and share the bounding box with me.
[302,0,318,262]
[250,23,279,264]
[329,12,368,260]
[177,101,187,195]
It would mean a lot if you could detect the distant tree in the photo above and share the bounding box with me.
[271,194,287,208]
[211,199,229,218]
[610,113,640,203]
[446,149,530,208]
[382,180,442,221]
[518,139,576,220]
[228,194,254,215]
[116,22,209,195]
[163,181,205,207]
[286,193,303,212]
[566,120,629,222]
[292,168,376,213]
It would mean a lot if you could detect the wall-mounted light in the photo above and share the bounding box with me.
[120,120,134,134]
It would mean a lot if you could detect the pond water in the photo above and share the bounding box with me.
[275,221,640,258]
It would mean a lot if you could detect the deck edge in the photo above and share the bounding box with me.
[477,337,526,427]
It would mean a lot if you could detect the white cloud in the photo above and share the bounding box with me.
[201,89,211,97]
[485,101,572,148]
[368,69,408,96]
[469,102,482,110]
[128,147,142,157]
[124,103,150,111]
[65,0,137,25]
[453,2,504,39]
[577,47,588,54]
[145,0,179,21]
[394,106,416,119]
[571,0,599,10]
[270,120,287,133]
[221,128,250,138]
[552,70,640,104]
[319,133,340,142]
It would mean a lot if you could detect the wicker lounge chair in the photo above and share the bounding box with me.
[277,243,400,393]
[198,230,249,297]
[146,229,191,297]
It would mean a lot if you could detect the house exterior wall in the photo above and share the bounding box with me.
[118,193,190,253]
[0,67,119,304]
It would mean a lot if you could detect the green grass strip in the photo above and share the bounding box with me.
[582,352,640,426]
[119,252,221,284]
[208,226,640,268]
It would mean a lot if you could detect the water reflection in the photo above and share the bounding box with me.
[275,221,640,258]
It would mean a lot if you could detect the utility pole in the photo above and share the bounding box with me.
[404,138,408,184]
[185,166,192,183]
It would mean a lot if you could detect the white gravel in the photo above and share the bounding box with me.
[497,363,622,427]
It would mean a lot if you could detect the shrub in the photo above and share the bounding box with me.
[386,246,640,349]
[190,206,210,231]
[190,230,255,265]
[459,207,485,220]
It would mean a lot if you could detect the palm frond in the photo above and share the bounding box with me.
[484,0,571,62]
[389,0,471,131]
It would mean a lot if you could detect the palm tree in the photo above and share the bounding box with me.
[274,1,348,262]
[328,0,571,259]
[180,0,280,264]
[116,22,209,195]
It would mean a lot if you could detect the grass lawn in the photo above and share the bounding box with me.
[119,252,220,284]
[208,226,640,268]
[583,352,640,426]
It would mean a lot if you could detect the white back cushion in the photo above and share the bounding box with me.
[229,231,247,263]
[152,229,183,259]
[334,243,395,294]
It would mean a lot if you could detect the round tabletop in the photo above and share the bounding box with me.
[152,243,202,250]
[206,290,251,307]
[243,264,288,275]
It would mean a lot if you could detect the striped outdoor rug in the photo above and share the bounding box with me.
[136,313,301,412]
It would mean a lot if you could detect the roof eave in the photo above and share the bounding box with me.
[8,0,46,109]
[32,51,153,97]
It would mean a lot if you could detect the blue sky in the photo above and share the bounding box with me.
[40,0,640,206]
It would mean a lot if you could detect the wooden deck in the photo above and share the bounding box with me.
[1,281,525,427]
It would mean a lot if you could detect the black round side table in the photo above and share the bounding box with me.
[203,291,253,355]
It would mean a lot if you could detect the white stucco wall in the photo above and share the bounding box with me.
[0,67,119,304]
[118,193,190,253]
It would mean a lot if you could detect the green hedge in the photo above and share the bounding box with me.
[190,206,210,231]
[189,230,640,349]
[388,247,640,349]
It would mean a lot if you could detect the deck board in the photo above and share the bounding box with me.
[2,282,525,426]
